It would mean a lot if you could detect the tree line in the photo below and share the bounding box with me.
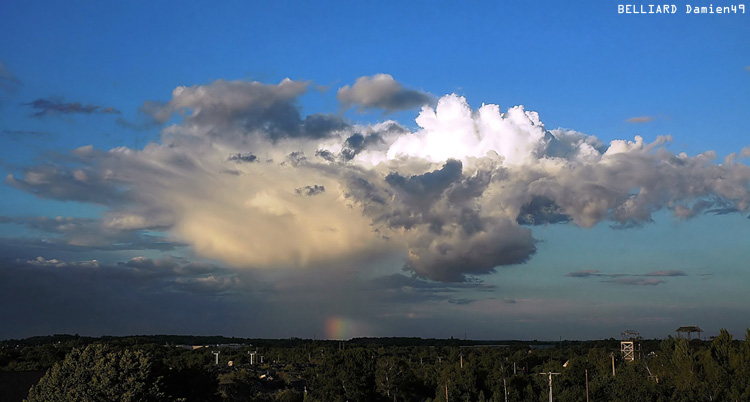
[1,329,749,401]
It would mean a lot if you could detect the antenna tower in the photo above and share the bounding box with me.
[620,330,641,362]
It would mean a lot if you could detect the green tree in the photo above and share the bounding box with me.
[305,347,376,402]
[700,329,734,401]
[218,369,259,402]
[434,359,478,402]
[729,329,750,401]
[375,355,419,402]
[610,361,657,402]
[25,343,165,402]
[585,348,615,401]
[274,389,303,402]
[670,338,699,401]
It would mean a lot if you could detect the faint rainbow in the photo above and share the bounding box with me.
[325,316,349,340]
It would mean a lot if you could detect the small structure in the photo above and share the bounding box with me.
[620,330,641,362]
[676,326,703,340]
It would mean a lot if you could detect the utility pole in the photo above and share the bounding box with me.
[538,372,560,402]
[611,353,616,377]
[212,351,220,365]
[585,369,589,402]
[503,378,508,402]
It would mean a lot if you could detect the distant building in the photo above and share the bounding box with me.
[675,326,703,340]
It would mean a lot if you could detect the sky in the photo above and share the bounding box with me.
[1,0,749,341]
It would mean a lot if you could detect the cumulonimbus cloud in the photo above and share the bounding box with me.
[7,76,750,282]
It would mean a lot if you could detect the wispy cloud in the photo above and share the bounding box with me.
[566,270,602,278]
[606,278,665,286]
[1,129,52,141]
[0,62,21,92]
[448,298,474,305]
[566,269,687,285]
[626,116,655,124]
[24,97,121,118]
[698,273,714,281]
[24,256,99,269]
[364,273,496,304]
[645,270,686,277]
[0,215,182,253]
[17,254,241,295]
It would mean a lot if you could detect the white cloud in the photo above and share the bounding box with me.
[337,74,432,112]
[386,95,549,166]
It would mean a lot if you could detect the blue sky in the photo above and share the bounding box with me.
[1,0,749,341]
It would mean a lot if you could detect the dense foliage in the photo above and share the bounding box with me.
[24,344,164,402]
[2,329,750,402]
